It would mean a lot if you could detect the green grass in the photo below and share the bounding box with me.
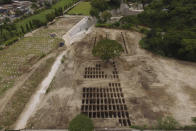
[0,27,62,98]
[69,114,94,131]
[68,2,91,15]
[0,57,56,128]
[16,0,75,28]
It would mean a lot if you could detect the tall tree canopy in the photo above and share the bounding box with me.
[92,39,124,61]
[137,0,196,61]
[90,0,121,22]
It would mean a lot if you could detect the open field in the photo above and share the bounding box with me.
[26,27,196,129]
[0,16,83,128]
[67,2,91,15]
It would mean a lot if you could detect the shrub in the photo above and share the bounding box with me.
[113,21,120,27]
[156,116,179,130]
[140,28,149,34]
[101,11,112,22]
[69,114,94,131]
[40,53,46,59]
[192,117,196,123]
[120,15,139,25]
[130,124,147,130]
[181,117,196,129]
[120,23,132,29]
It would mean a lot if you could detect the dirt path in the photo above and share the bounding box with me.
[0,52,57,114]
[14,50,65,129]
[14,17,95,130]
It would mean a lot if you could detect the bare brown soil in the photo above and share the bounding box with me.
[26,28,196,129]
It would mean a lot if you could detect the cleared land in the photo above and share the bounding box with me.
[67,2,91,15]
[0,16,83,128]
[26,28,196,128]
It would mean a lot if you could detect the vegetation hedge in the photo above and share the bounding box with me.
[69,114,94,131]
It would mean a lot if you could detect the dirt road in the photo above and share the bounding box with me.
[14,16,94,129]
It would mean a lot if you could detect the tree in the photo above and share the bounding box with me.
[15,9,23,16]
[0,25,3,36]
[4,17,10,23]
[69,114,94,131]
[29,21,33,29]
[109,0,121,8]
[58,7,63,16]
[44,1,51,8]
[55,8,58,16]
[0,0,12,4]
[92,39,124,61]
[26,23,30,31]
[101,11,112,22]
[90,7,99,18]
[32,19,44,28]
[91,0,108,12]
[157,116,179,130]
[31,3,38,9]
[46,12,55,22]
[20,26,25,34]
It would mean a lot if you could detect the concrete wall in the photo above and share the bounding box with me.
[63,16,95,46]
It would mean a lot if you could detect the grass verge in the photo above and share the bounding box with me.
[67,2,91,15]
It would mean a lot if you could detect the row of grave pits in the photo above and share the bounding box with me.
[85,64,101,71]
[83,87,122,93]
[81,85,131,127]
[84,74,119,79]
[81,111,131,127]
[83,92,124,98]
[84,63,119,79]
[81,104,127,111]
[81,111,129,119]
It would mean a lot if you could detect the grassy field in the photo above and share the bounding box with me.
[0,24,64,98]
[0,16,82,101]
[67,2,91,15]
[0,56,56,128]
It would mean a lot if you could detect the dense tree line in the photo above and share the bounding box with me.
[106,0,196,62]
[127,0,153,8]
[138,0,196,62]
[90,0,121,23]
[0,0,12,4]
[0,0,78,48]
